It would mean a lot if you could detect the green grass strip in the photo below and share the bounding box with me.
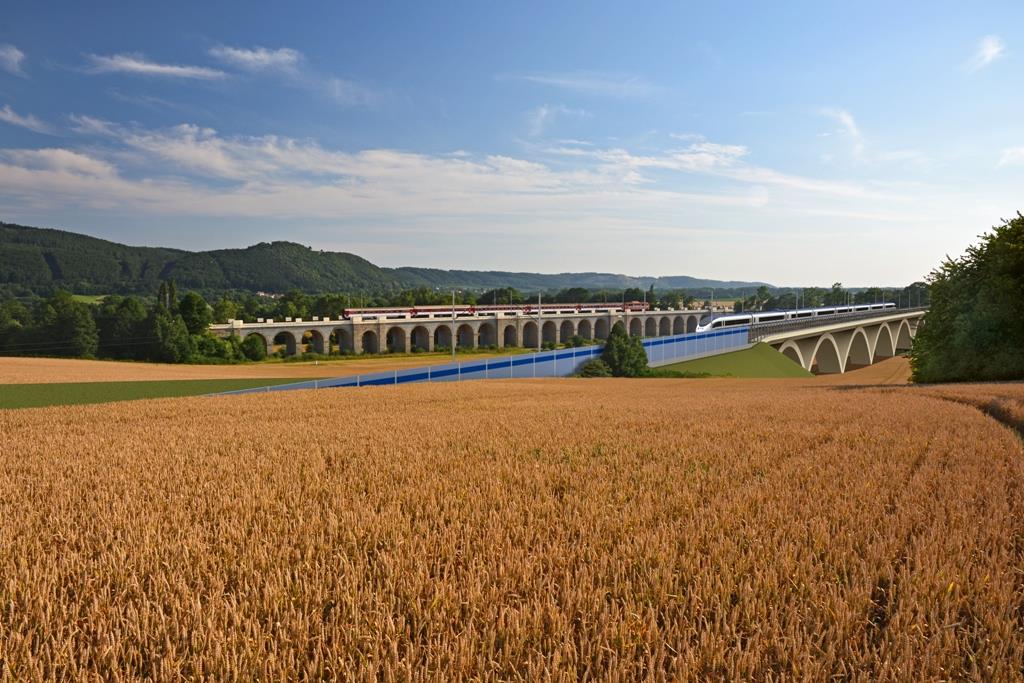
[657,343,813,378]
[0,378,311,409]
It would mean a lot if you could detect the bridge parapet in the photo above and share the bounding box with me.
[749,306,928,343]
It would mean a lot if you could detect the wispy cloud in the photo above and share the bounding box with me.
[0,44,26,78]
[526,104,589,137]
[86,53,225,80]
[820,108,864,158]
[964,35,1006,73]
[0,105,55,134]
[997,146,1024,167]
[507,71,657,98]
[324,77,377,106]
[208,45,302,72]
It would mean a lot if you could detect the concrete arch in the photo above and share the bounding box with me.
[778,342,804,368]
[659,316,671,336]
[361,330,379,354]
[478,322,496,347]
[503,324,518,347]
[895,319,913,351]
[273,330,298,356]
[303,329,327,355]
[809,334,843,374]
[846,328,872,369]
[559,320,576,343]
[434,325,453,350]
[645,317,657,337]
[410,325,431,352]
[386,326,407,353]
[577,319,593,340]
[332,327,353,353]
[523,321,539,348]
[542,320,558,344]
[673,317,685,334]
[594,318,610,340]
[873,324,895,360]
[456,323,475,349]
[687,316,698,333]
[629,318,643,337]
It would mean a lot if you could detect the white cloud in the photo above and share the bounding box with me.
[964,35,1006,73]
[0,105,55,134]
[0,44,26,77]
[525,104,589,137]
[997,146,1024,167]
[208,45,302,72]
[508,71,657,97]
[86,53,225,80]
[1,148,115,177]
[820,108,864,158]
[325,77,376,106]
[68,114,116,136]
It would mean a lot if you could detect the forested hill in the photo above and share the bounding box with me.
[0,221,771,296]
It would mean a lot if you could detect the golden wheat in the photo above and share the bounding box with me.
[0,377,1021,680]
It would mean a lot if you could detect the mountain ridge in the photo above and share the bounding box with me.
[0,221,773,296]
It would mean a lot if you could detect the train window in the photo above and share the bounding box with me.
[759,314,784,322]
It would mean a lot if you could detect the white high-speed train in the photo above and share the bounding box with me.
[695,302,896,332]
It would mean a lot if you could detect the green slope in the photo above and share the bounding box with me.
[659,343,813,378]
[0,221,773,297]
[0,378,309,409]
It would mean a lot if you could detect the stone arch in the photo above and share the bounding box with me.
[456,323,475,349]
[243,332,270,356]
[478,322,496,348]
[559,320,576,343]
[503,324,518,347]
[303,329,327,355]
[361,330,379,354]
[594,318,610,340]
[273,330,297,356]
[645,317,657,337]
[778,342,804,369]
[673,317,685,334]
[809,335,842,374]
[846,328,872,370]
[659,316,671,336]
[386,326,407,353]
[542,320,557,344]
[873,324,895,360]
[410,325,431,352]
[523,321,539,348]
[629,318,643,337]
[332,327,353,354]
[686,316,698,333]
[577,319,593,340]
[895,319,913,351]
[434,325,453,350]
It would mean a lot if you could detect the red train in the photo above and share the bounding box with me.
[341,301,651,319]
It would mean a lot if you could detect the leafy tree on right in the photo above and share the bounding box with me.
[911,213,1024,382]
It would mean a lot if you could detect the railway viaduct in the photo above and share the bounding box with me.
[753,308,926,374]
[209,305,708,356]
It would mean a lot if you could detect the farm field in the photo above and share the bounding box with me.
[0,378,308,409]
[1,376,1022,679]
[0,351,529,385]
[661,342,814,378]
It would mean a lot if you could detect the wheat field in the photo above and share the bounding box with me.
[1,377,1022,680]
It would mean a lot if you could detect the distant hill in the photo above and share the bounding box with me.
[0,221,772,296]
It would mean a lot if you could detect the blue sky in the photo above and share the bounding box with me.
[1,1,1021,285]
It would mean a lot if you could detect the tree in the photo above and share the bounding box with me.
[212,296,239,323]
[910,213,1024,382]
[179,292,212,335]
[601,322,649,377]
[479,287,523,306]
[577,359,612,377]
[37,291,98,358]
[146,307,193,363]
[240,333,267,361]
[95,295,147,359]
[824,282,846,306]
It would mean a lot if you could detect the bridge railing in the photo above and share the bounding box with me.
[748,306,928,343]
